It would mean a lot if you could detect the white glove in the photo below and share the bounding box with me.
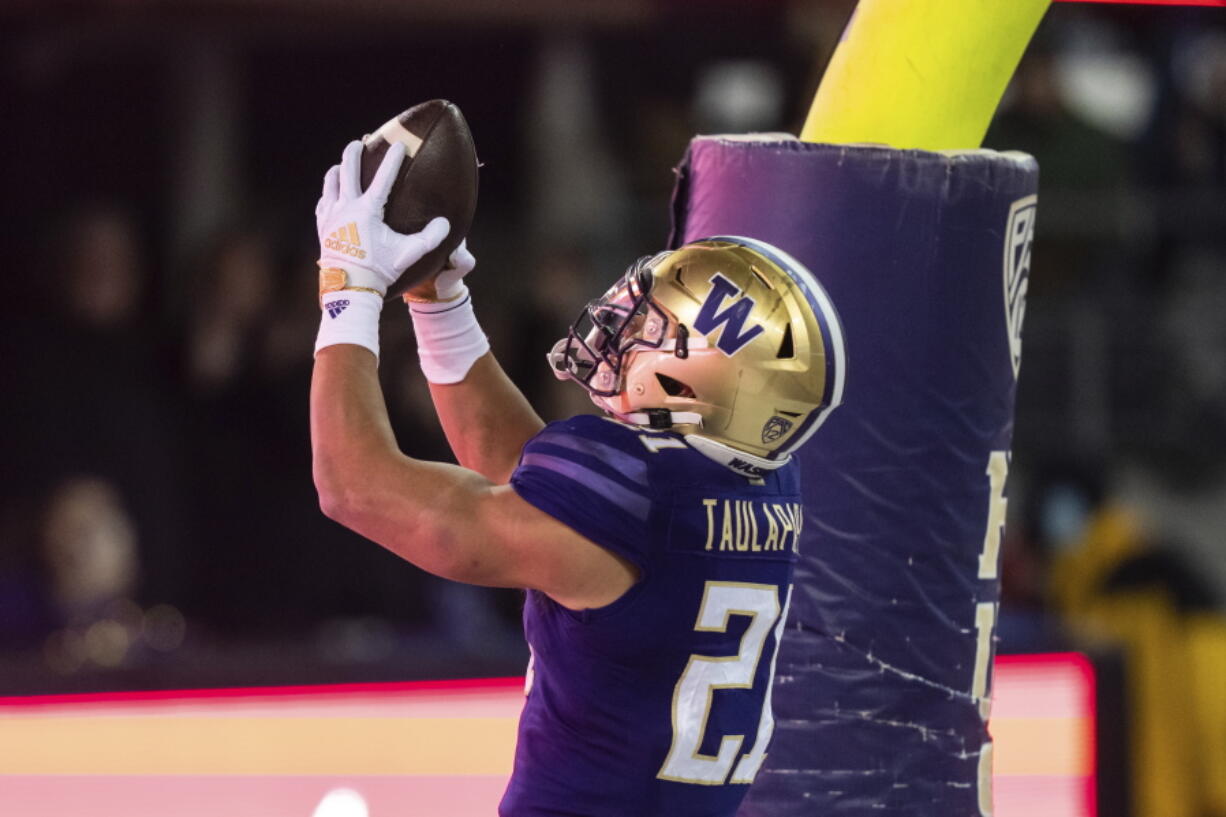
[315,139,450,298]
[402,240,476,305]
[435,241,476,300]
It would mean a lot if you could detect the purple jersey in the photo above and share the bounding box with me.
[501,414,801,817]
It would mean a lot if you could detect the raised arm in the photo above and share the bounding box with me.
[425,353,544,483]
[311,344,629,608]
[403,246,543,483]
[309,139,633,609]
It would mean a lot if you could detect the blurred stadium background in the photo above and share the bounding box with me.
[1,1,1225,815]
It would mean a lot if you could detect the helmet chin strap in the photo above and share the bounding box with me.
[683,435,789,479]
[613,406,789,480]
[621,410,705,429]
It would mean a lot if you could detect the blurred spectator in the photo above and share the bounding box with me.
[1038,462,1226,817]
[35,475,189,675]
[185,228,275,394]
[0,204,188,617]
[178,224,283,632]
[504,245,599,424]
[987,45,1129,296]
[1145,29,1226,189]
[41,476,139,624]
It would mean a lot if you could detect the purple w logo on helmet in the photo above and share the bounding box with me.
[693,274,764,356]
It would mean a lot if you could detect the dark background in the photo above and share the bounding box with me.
[1,0,1224,710]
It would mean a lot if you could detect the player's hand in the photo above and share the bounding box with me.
[315,139,450,298]
[402,241,476,305]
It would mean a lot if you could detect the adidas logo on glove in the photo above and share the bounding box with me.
[323,223,367,260]
[326,299,350,319]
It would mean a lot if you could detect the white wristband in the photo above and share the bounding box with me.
[315,290,383,360]
[408,283,490,384]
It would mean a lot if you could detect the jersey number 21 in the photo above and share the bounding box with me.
[657,581,793,786]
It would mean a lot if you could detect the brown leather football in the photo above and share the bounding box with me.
[360,99,479,299]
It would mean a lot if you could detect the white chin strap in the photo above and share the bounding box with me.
[682,435,790,477]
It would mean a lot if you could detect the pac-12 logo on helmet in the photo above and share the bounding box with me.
[549,236,847,474]
[761,415,794,444]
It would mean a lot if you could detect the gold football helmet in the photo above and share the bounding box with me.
[549,236,846,476]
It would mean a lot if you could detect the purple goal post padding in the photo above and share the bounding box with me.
[669,137,1038,817]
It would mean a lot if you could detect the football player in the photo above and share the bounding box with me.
[310,140,846,816]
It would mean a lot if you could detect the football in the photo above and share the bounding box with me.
[360,99,479,299]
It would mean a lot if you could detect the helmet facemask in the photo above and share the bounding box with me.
[549,256,680,399]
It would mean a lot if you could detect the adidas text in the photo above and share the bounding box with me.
[324,237,367,259]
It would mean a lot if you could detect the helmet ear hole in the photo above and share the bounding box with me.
[656,373,695,398]
[776,323,794,359]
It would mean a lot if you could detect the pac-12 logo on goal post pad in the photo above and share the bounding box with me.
[1003,195,1036,380]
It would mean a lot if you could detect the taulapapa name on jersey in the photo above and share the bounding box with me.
[699,498,803,554]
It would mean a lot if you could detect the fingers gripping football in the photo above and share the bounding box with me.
[404,240,477,304]
[440,241,477,297]
[316,140,450,299]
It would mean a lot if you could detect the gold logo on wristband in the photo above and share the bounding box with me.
[318,267,382,308]
[319,266,349,297]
